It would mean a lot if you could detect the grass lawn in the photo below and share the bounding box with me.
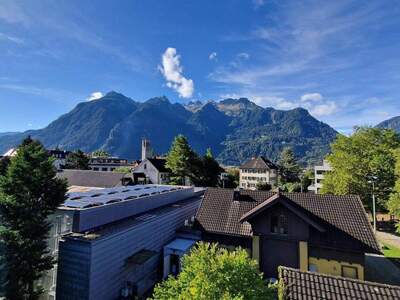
[382,242,400,258]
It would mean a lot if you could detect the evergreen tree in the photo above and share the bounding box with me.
[166,135,197,185]
[322,127,400,210]
[278,147,301,183]
[64,150,89,170]
[0,156,10,176]
[191,149,223,187]
[0,137,67,299]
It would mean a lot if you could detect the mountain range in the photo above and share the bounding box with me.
[376,116,400,133]
[0,91,339,166]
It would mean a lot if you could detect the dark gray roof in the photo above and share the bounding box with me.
[57,169,129,188]
[280,267,400,300]
[148,158,170,172]
[239,156,278,170]
[196,189,380,253]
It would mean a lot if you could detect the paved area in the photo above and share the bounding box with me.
[365,254,400,285]
[377,231,400,248]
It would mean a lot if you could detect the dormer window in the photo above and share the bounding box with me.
[271,214,288,234]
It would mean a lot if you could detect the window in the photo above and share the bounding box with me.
[342,265,358,279]
[144,163,147,169]
[271,214,288,234]
[309,264,318,272]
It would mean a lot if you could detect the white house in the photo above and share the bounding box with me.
[239,156,278,190]
[133,158,170,184]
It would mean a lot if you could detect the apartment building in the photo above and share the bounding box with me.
[308,160,332,194]
[239,156,278,190]
[89,156,136,172]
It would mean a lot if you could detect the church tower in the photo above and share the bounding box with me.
[141,138,151,161]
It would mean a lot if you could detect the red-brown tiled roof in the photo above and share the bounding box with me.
[196,188,380,253]
[239,156,278,170]
[279,267,400,300]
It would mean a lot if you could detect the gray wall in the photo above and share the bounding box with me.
[57,198,199,300]
[70,188,194,232]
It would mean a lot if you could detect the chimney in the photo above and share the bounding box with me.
[141,138,151,161]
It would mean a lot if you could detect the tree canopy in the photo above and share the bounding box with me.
[166,135,222,187]
[166,135,197,185]
[64,149,90,170]
[191,149,223,187]
[322,127,400,211]
[278,147,301,183]
[91,149,110,157]
[388,149,400,232]
[151,242,275,300]
[0,137,67,299]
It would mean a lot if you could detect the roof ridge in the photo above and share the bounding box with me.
[280,266,400,289]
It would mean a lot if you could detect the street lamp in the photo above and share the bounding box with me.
[368,176,378,233]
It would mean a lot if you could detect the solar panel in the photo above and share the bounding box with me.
[61,184,189,209]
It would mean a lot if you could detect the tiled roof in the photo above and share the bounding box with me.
[239,156,278,170]
[196,188,380,253]
[279,267,400,300]
[57,169,129,188]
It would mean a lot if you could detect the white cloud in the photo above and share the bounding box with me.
[0,32,24,44]
[301,93,323,102]
[0,1,29,25]
[299,93,338,116]
[309,101,337,116]
[87,91,103,101]
[159,47,194,98]
[237,52,250,60]
[253,0,265,9]
[209,52,217,60]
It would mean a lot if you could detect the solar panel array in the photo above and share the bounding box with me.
[62,184,184,209]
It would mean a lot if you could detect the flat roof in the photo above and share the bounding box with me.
[63,195,201,242]
[61,184,188,210]
[164,238,197,252]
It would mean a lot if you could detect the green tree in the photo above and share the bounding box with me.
[166,135,197,185]
[388,149,400,232]
[0,156,10,176]
[64,150,89,170]
[220,168,239,189]
[256,182,272,191]
[91,149,110,157]
[151,242,275,300]
[278,147,301,183]
[300,169,314,192]
[322,127,400,210]
[112,166,132,173]
[0,137,67,299]
[191,149,223,187]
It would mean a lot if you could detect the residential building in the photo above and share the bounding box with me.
[239,156,278,190]
[133,158,170,184]
[48,149,70,170]
[40,184,201,300]
[279,266,400,299]
[2,148,71,170]
[56,169,133,189]
[195,189,380,280]
[89,156,136,172]
[308,159,332,194]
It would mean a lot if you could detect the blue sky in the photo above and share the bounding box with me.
[0,0,399,134]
